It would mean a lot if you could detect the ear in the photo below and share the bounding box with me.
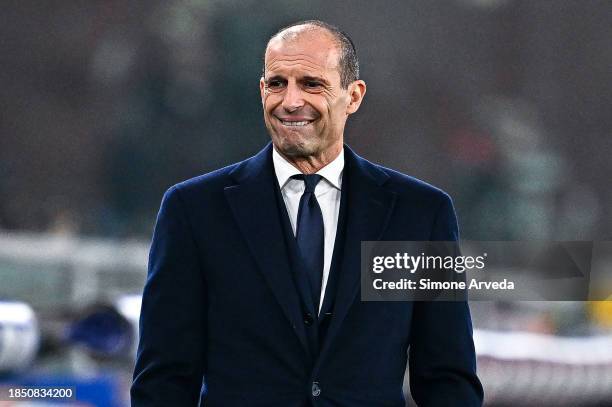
[346,80,366,115]
[259,77,266,104]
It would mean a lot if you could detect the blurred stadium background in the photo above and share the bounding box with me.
[0,0,611,405]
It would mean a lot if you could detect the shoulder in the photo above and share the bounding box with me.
[352,150,453,209]
[381,165,451,205]
[154,162,239,215]
[173,161,240,195]
[165,144,272,200]
[360,159,458,240]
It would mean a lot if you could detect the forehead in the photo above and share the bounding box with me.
[264,29,340,77]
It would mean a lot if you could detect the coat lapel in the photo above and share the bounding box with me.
[224,143,310,355]
[317,145,397,364]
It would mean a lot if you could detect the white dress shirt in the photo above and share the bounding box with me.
[272,147,343,314]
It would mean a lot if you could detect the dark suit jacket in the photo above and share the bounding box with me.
[131,143,483,406]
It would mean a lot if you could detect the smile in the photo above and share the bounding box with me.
[281,120,313,126]
[275,116,315,127]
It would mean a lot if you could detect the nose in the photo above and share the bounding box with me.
[281,82,304,112]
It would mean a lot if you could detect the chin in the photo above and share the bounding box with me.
[270,130,314,156]
[276,138,318,158]
[278,142,312,157]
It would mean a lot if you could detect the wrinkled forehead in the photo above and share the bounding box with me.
[264,28,340,77]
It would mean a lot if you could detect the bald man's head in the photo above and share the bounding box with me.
[263,20,360,89]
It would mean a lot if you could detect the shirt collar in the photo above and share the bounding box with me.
[272,146,344,190]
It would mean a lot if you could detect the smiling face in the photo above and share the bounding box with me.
[260,26,365,165]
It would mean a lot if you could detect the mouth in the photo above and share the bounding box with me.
[275,116,315,127]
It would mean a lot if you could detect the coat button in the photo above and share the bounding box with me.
[304,313,314,326]
[311,381,321,397]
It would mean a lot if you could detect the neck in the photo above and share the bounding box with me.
[276,143,342,174]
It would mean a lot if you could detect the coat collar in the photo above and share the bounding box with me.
[227,142,389,186]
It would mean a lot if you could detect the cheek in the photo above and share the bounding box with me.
[264,95,282,114]
[328,99,347,121]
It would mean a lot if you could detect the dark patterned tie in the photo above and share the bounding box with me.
[292,174,324,311]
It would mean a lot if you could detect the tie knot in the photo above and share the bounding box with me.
[292,174,322,193]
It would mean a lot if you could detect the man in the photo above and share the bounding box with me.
[131,20,483,406]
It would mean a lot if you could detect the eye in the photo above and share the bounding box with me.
[305,81,322,89]
[266,79,285,90]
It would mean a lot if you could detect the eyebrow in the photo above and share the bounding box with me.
[264,75,285,83]
[264,74,330,85]
[302,76,329,85]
